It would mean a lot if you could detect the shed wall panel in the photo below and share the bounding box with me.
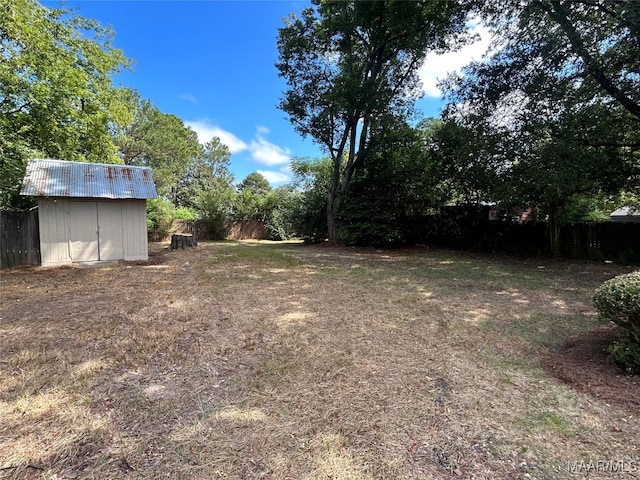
[38,198,72,266]
[97,201,124,260]
[122,200,149,261]
[69,201,99,262]
[37,197,149,265]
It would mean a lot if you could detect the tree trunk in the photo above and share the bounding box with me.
[326,176,340,245]
[170,233,197,250]
[326,154,343,244]
[548,201,561,258]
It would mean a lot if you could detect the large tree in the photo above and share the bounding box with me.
[441,0,640,255]
[339,117,450,245]
[237,172,272,197]
[0,0,131,209]
[276,0,472,242]
[174,137,233,210]
[114,89,202,199]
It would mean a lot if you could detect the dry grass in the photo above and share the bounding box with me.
[1,241,639,480]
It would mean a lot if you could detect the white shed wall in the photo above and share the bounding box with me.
[122,200,149,261]
[38,198,72,266]
[97,201,124,260]
[37,198,149,266]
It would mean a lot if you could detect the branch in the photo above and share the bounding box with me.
[339,117,360,195]
[570,0,640,40]
[391,55,422,99]
[1,100,32,115]
[580,140,640,148]
[123,150,145,165]
[544,0,640,121]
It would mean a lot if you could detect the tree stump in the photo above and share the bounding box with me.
[170,233,197,250]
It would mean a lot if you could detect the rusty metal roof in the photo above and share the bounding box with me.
[20,159,158,199]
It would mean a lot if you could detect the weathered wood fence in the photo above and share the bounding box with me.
[149,219,269,242]
[2,209,638,268]
[561,222,640,264]
[1,209,41,269]
[408,217,640,265]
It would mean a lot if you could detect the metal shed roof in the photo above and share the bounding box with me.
[20,159,158,199]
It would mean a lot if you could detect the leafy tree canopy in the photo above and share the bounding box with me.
[237,172,272,196]
[174,137,233,210]
[277,0,473,242]
[0,0,131,209]
[439,0,640,254]
[115,89,202,198]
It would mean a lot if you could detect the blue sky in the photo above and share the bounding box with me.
[42,1,490,186]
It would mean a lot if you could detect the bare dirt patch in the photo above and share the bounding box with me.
[1,242,638,480]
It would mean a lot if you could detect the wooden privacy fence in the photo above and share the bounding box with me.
[561,222,640,264]
[407,216,640,265]
[1,209,41,269]
[3,209,637,267]
[149,219,269,242]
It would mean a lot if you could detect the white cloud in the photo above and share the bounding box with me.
[185,120,248,153]
[249,134,291,166]
[419,22,494,98]
[178,93,198,104]
[185,122,293,172]
[257,170,291,184]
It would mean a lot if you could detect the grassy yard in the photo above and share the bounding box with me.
[1,241,638,479]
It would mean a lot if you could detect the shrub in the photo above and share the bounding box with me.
[594,271,640,340]
[174,206,199,221]
[196,188,235,240]
[594,270,640,373]
[606,336,640,375]
[147,198,175,240]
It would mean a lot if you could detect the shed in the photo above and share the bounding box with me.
[610,206,640,224]
[20,159,158,266]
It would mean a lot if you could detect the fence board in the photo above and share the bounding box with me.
[1,209,41,269]
[408,213,640,265]
[561,222,640,264]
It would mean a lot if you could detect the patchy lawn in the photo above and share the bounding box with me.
[1,241,638,480]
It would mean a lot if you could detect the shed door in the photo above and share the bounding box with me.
[69,201,99,262]
[97,201,124,260]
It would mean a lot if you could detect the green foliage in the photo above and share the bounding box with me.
[276,0,472,241]
[439,0,640,255]
[115,90,203,198]
[564,194,617,223]
[0,154,35,211]
[265,186,303,241]
[338,194,403,247]
[594,271,640,342]
[146,200,198,240]
[174,206,198,221]
[234,172,274,222]
[429,119,501,205]
[174,138,233,209]
[0,0,131,209]
[338,118,449,246]
[606,335,640,375]
[146,198,176,238]
[196,183,236,240]
[233,173,301,241]
[594,270,640,374]
[237,172,271,197]
[289,158,332,243]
